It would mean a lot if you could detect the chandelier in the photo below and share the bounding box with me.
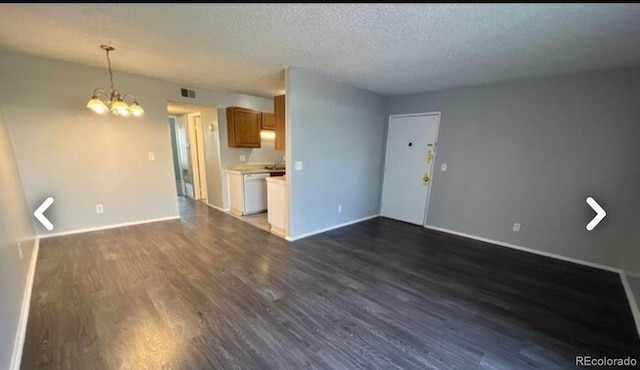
[86,45,144,117]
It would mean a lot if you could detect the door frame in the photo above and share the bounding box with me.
[383,112,441,226]
[168,115,185,195]
[186,113,208,201]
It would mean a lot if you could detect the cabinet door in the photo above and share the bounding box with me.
[274,95,285,151]
[261,112,275,130]
[228,172,244,216]
[227,107,261,148]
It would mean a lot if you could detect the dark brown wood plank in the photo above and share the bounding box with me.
[21,197,640,369]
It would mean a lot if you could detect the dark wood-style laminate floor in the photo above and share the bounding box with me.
[22,197,640,369]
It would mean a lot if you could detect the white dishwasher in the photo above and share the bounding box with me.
[243,173,269,214]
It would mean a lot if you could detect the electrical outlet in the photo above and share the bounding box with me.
[148,152,155,161]
[96,204,104,214]
[441,163,447,171]
[239,155,246,162]
[338,205,342,213]
[294,161,303,171]
[513,223,521,232]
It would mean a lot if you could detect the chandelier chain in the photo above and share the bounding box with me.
[105,48,115,91]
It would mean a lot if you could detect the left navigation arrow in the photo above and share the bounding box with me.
[34,197,54,231]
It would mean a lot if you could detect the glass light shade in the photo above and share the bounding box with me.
[129,102,144,117]
[111,100,130,116]
[86,97,108,114]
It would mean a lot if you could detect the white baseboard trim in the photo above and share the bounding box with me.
[11,237,39,370]
[423,224,621,274]
[39,216,181,239]
[206,202,230,212]
[423,224,640,336]
[620,272,640,337]
[286,214,379,242]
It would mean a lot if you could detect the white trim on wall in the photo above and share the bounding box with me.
[10,238,39,370]
[423,224,640,336]
[286,214,379,242]
[39,216,180,239]
[423,224,620,273]
[206,202,230,212]
[620,272,640,338]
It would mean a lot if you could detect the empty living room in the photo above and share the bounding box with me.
[1,4,640,370]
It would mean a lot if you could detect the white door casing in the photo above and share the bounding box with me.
[186,114,208,200]
[380,113,441,225]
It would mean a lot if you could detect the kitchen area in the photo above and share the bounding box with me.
[225,95,288,237]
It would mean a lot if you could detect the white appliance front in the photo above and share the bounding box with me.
[243,173,269,214]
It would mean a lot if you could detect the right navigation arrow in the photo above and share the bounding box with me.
[586,197,606,231]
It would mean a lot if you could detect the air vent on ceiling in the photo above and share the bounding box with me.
[180,88,196,99]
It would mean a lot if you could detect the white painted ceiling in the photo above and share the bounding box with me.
[1,4,640,97]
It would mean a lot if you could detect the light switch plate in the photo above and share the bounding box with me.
[239,155,246,162]
[441,163,447,171]
[294,161,303,171]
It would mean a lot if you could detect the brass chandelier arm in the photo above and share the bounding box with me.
[121,93,139,104]
[91,88,108,101]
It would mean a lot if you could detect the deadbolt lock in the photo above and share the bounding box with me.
[427,150,434,164]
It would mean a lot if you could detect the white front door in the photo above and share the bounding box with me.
[380,114,440,225]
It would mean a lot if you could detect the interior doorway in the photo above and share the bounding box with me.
[167,101,221,208]
[380,113,441,225]
[168,116,186,196]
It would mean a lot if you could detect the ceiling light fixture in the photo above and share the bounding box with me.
[87,45,144,117]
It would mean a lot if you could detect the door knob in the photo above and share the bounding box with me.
[423,172,430,185]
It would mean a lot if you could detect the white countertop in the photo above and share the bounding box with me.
[265,176,287,184]
[226,164,286,175]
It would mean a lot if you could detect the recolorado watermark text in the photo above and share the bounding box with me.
[576,356,637,367]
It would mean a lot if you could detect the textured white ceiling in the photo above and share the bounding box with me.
[1,4,640,97]
[166,101,213,115]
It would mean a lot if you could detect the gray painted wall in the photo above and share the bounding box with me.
[0,103,37,369]
[287,67,387,237]
[0,49,272,235]
[388,66,640,273]
[200,108,224,209]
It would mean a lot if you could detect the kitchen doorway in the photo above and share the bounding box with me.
[380,113,441,225]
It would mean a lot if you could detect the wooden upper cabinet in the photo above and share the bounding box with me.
[274,95,285,151]
[261,112,275,130]
[227,107,261,148]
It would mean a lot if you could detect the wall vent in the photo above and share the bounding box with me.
[180,88,196,99]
